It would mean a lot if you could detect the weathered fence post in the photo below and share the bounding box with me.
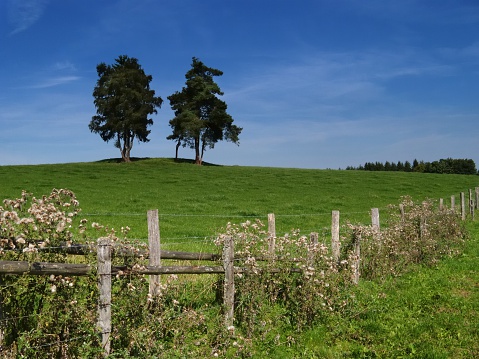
[268,213,276,256]
[399,203,405,221]
[420,201,427,238]
[439,198,444,212]
[331,211,340,262]
[451,195,455,213]
[148,209,161,299]
[97,238,112,357]
[469,189,474,218]
[352,229,361,285]
[475,187,479,210]
[223,236,235,332]
[461,192,466,220]
[371,208,381,249]
[371,208,380,231]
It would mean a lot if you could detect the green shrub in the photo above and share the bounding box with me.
[343,196,468,281]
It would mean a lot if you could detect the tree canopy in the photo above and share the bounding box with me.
[167,57,242,165]
[347,158,478,175]
[89,55,163,162]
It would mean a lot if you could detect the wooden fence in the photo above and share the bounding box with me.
[0,188,478,356]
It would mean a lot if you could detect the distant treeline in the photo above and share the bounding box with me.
[346,158,478,175]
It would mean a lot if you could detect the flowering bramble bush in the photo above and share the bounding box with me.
[0,190,246,358]
[214,196,467,341]
[342,196,467,281]
[0,189,82,255]
[0,189,103,358]
[215,220,354,334]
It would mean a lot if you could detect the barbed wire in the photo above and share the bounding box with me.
[0,227,339,253]
[80,209,378,218]
[0,224,352,254]
[0,208,387,254]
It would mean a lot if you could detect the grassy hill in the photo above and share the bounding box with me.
[1,158,478,358]
[1,157,477,248]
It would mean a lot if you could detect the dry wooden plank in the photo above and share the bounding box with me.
[268,213,276,255]
[223,236,234,330]
[0,260,91,275]
[38,243,219,261]
[352,230,361,285]
[399,203,405,221]
[469,189,474,218]
[148,209,161,298]
[0,261,307,276]
[159,250,220,261]
[234,267,302,274]
[331,210,340,262]
[97,238,111,357]
[0,260,30,274]
[371,208,380,230]
[29,262,91,275]
[132,265,225,275]
[0,261,226,276]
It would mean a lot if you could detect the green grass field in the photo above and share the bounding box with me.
[1,158,477,249]
[1,158,478,357]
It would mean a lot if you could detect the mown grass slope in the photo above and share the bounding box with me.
[1,158,477,249]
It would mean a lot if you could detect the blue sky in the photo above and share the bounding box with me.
[1,0,478,169]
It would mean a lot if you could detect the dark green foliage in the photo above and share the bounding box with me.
[89,55,163,162]
[167,57,242,164]
[424,158,477,175]
[349,158,477,175]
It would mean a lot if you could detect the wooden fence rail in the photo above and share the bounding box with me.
[36,243,220,260]
[1,187,477,356]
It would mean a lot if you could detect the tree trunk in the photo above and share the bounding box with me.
[175,139,181,160]
[120,133,133,162]
[121,143,131,162]
[194,137,202,165]
[201,141,206,164]
[122,148,131,162]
